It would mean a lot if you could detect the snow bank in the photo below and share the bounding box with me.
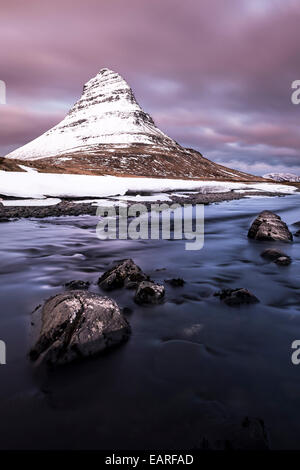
[121,179,297,195]
[2,198,61,207]
[117,193,172,202]
[0,172,128,198]
[72,199,128,207]
[0,171,297,199]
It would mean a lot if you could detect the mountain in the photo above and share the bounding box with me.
[5,68,263,181]
[263,173,300,182]
[7,69,178,160]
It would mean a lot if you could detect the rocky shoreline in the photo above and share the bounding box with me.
[0,190,289,221]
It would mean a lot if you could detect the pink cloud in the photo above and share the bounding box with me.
[1,0,300,173]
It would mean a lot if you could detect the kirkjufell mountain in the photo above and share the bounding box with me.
[7,69,176,159]
[5,68,261,180]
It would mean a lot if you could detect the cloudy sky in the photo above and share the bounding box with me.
[1,0,300,175]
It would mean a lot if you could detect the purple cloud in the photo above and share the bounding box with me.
[1,0,300,174]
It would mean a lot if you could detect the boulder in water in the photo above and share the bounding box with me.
[248,211,293,242]
[261,249,291,266]
[98,258,148,291]
[134,281,165,305]
[215,288,259,306]
[65,280,90,290]
[30,290,130,366]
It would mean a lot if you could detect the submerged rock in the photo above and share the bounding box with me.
[122,306,133,315]
[165,278,185,287]
[261,248,286,260]
[261,249,291,266]
[65,280,90,290]
[30,290,130,366]
[248,211,293,242]
[275,256,291,266]
[215,288,259,306]
[134,281,165,305]
[98,258,148,291]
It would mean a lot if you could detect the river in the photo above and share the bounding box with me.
[0,194,299,449]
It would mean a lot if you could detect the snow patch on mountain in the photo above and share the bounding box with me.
[263,173,300,182]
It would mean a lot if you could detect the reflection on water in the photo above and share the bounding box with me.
[0,195,300,449]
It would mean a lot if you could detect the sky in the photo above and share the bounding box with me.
[1,0,300,176]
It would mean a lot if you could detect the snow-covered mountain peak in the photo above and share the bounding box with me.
[68,68,145,121]
[3,69,263,183]
[81,69,132,104]
[6,68,175,161]
[263,172,300,182]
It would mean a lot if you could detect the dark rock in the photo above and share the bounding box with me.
[98,258,148,291]
[261,248,286,261]
[215,288,259,306]
[65,280,90,290]
[30,290,130,366]
[248,210,293,242]
[134,281,165,305]
[295,230,300,237]
[0,200,98,220]
[261,249,291,266]
[165,278,185,287]
[275,256,291,266]
[124,272,149,289]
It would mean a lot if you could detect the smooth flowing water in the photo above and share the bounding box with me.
[0,195,299,449]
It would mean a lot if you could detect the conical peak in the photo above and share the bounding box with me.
[83,68,131,95]
[99,67,113,74]
[67,68,141,126]
[98,68,119,76]
[5,68,177,160]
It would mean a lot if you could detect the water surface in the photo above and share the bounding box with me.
[0,195,300,449]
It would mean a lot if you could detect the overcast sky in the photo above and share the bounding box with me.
[1,0,300,175]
